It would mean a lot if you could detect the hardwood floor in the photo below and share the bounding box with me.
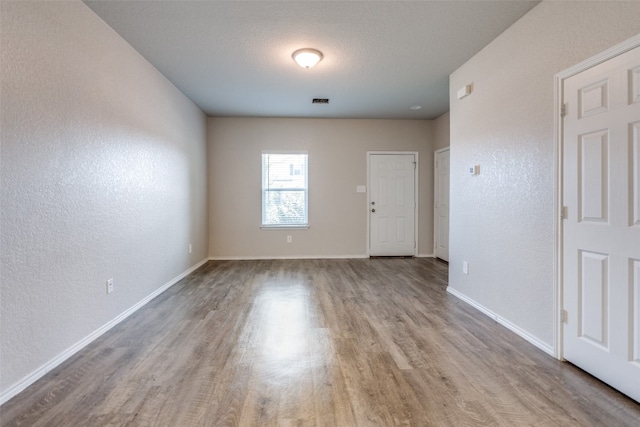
[2,258,639,426]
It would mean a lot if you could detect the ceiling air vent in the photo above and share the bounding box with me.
[312,98,329,104]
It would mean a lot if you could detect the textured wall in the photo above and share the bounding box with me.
[208,117,433,258]
[433,112,450,151]
[449,1,640,347]
[0,1,208,396]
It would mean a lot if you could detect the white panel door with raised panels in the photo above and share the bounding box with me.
[435,148,450,261]
[369,154,416,256]
[562,45,640,402]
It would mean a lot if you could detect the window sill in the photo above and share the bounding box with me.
[261,225,309,230]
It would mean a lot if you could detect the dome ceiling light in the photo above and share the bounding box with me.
[292,48,323,69]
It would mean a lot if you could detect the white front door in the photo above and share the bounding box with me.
[562,45,640,402]
[434,148,450,261]
[369,153,416,256]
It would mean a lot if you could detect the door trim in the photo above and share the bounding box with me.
[366,151,419,257]
[434,147,450,259]
[554,33,640,361]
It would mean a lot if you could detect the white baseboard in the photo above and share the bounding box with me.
[0,258,209,406]
[208,254,370,260]
[446,286,554,357]
[209,254,436,260]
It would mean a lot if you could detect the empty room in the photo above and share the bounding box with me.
[2,1,640,425]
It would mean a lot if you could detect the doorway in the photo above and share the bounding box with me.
[434,148,450,262]
[557,37,640,401]
[368,152,418,256]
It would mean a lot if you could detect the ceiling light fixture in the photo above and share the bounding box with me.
[410,105,422,110]
[292,48,323,69]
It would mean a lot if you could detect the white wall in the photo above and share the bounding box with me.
[433,112,450,151]
[0,1,208,400]
[448,1,640,350]
[208,117,434,258]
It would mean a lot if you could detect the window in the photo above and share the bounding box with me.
[262,151,308,227]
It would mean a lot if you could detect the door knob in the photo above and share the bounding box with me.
[371,209,376,213]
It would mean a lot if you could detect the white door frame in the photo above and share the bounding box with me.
[554,33,640,360]
[366,151,419,257]
[434,147,450,259]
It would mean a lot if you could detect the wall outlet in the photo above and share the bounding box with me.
[462,261,469,275]
[189,243,192,254]
[106,279,114,294]
[286,235,292,243]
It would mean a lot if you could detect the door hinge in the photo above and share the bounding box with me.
[560,103,567,117]
[561,309,568,323]
[561,206,568,220]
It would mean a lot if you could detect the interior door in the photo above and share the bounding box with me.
[369,153,416,256]
[562,45,640,402]
[434,148,450,261]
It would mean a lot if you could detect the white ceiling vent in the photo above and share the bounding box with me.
[312,98,329,104]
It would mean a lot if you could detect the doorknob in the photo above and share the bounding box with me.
[371,209,376,213]
[371,201,375,205]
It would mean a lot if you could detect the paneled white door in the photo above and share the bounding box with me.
[562,45,640,402]
[369,153,416,256]
[434,148,450,261]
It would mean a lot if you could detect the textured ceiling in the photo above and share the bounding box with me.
[84,1,540,119]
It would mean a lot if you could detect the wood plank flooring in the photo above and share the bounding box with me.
[2,258,639,426]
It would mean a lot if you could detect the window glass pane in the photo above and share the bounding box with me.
[263,190,306,225]
[264,154,306,189]
[262,152,308,226]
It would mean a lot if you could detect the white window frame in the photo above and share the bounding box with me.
[261,150,309,229]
